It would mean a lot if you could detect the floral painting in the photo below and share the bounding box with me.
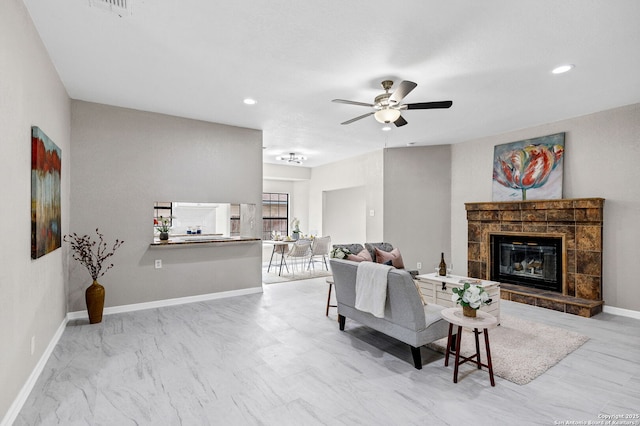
[31,126,62,259]
[492,133,565,201]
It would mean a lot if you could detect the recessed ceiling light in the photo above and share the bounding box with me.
[552,64,574,74]
[381,126,392,132]
[243,98,257,105]
[407,142,416,146]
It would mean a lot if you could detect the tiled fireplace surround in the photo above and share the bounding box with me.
[465,198,604,317]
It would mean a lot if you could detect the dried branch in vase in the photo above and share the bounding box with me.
[64,228,124,281]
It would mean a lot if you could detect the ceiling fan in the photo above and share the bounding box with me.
[332,80,452,127]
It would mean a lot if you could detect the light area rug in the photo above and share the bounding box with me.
[262,262,332,284]
[428,314,589,385]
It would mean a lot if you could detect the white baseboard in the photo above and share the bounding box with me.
[2,286,263,425]
[603,305,640,320]
[1,316,68,426]
[67,286,263,319]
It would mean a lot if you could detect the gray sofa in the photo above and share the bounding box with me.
[330,258,449,369]
[332,242,419,277]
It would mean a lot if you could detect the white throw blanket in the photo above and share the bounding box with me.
[355,262,393,318]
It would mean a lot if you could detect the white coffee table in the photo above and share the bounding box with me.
[440,307,498,386]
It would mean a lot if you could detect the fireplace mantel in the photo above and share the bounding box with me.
[465,198,604,317]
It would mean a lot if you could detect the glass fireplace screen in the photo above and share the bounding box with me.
[491,235,562,292]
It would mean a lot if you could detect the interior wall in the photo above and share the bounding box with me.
[0,0,70,420]
[308,150,384,242]
[292,180,311,235]
[383,146,452,273]
[323,186,367,245]
[451,103,640,311]
[69,101,263,311]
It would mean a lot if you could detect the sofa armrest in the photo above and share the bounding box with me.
[405,269,419,278]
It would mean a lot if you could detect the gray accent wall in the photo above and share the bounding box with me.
[451,103,640,312]
[1,0,71,419]
[69,101,263,311]
[306,146,452,272]
[383,146,452,273]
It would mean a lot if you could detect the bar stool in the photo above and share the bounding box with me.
[440,307,498,386]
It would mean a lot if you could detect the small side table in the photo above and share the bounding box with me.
[325,276,337,316]
[440,307,498,386]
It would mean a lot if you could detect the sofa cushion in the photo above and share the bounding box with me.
[375,247,405,269]
[347,248,373,262]
[365,242,394,262]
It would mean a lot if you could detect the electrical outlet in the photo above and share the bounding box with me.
[154,259,162,269]
[31,336,35,355]
[417,262,422,270]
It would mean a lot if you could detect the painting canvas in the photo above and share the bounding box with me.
[492,133,565,201]
[31,126,62,259]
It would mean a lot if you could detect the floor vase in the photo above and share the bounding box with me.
[86,280,105,324]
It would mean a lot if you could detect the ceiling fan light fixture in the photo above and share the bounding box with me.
[374,108,401,124]
[276,152,306,164]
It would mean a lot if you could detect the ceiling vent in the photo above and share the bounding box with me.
[89,0,132,17]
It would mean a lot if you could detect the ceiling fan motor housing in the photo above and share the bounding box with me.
[332,79,452,127]
[374,93,391,109]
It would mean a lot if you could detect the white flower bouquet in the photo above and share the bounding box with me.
[451,282,492,309]
[290,217,300,233]
[330,247,351,259]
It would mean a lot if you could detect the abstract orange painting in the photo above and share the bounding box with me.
[31,126,61,259]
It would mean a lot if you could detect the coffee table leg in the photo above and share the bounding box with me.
[444,323,454,366]
[483,328,495,386]
[474,328,482,369]
[453,325,463,383]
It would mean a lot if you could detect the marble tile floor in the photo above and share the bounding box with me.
[15,277,640,426]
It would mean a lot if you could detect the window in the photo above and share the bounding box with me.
[262,193,288,240]
[153,202,173,229]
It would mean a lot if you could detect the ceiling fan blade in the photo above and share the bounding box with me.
[389,80,417,104]
[341,112,374,125]
[394,115,408,127]
[405,100,453,110]
[332,99,375,108]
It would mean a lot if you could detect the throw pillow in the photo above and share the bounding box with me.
[347,248,373,262]
[375,247,405,269]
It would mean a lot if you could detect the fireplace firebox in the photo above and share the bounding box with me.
[490,234,563,292]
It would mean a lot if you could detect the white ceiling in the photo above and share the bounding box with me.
[23,0,640,168]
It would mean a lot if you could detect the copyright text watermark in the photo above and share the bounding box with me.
[554,414,640,425]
